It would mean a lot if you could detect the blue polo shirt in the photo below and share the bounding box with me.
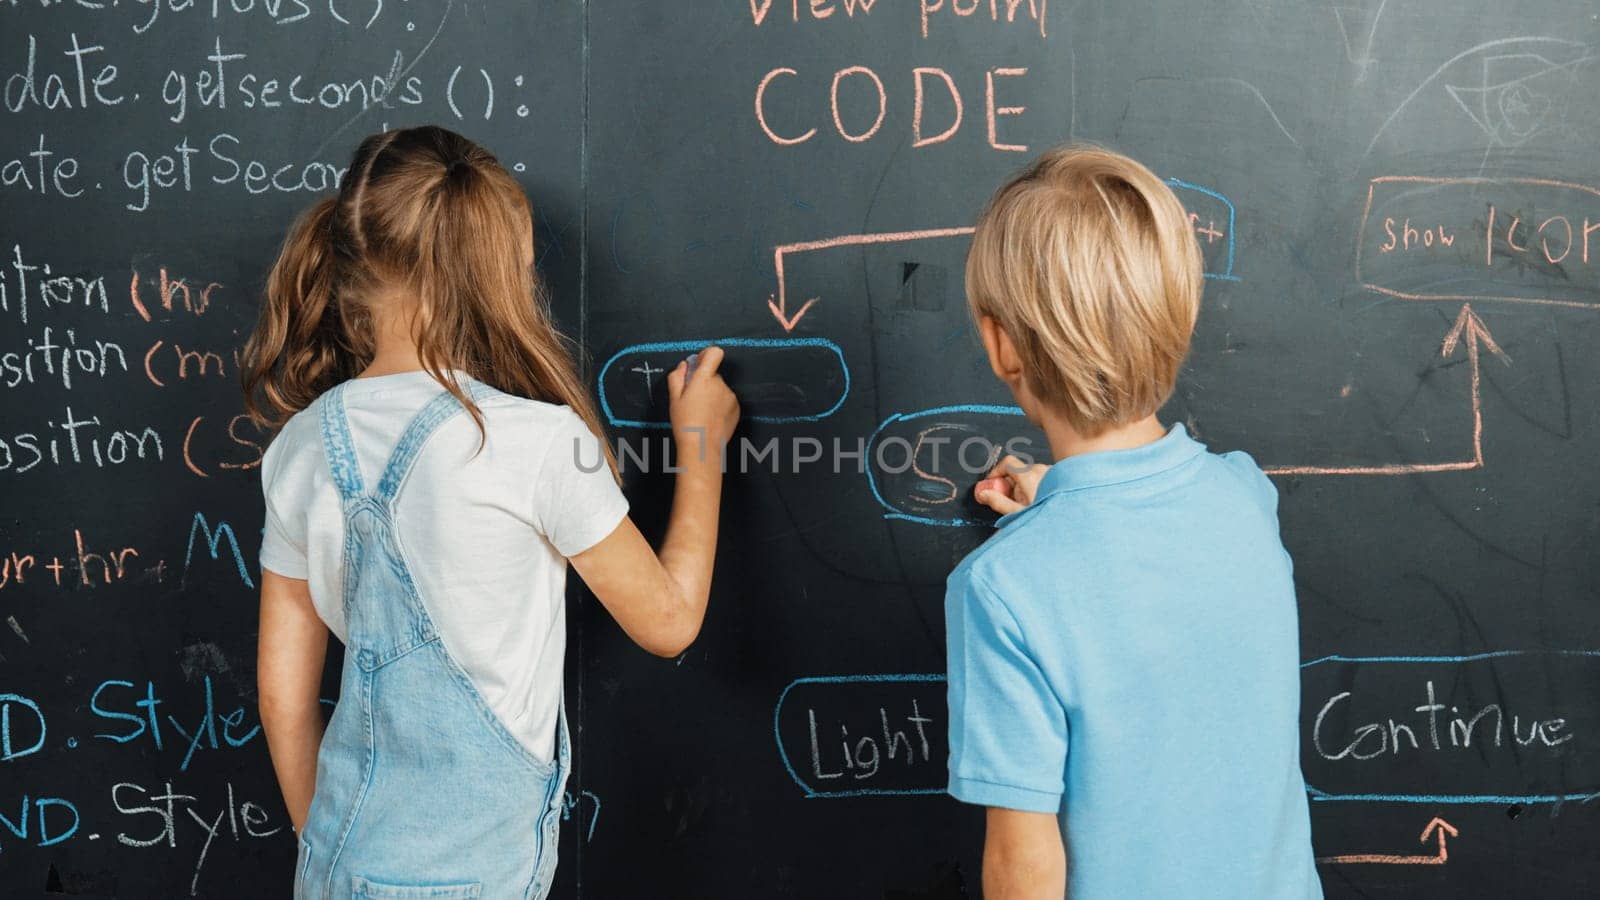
[945,424,1321,899]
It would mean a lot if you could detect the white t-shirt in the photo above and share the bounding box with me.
[257,369,628,762]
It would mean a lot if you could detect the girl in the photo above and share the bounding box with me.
[245,125,739,900]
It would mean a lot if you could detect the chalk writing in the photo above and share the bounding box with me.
[113,132,354,211]
[1356,176,1600,309]
[0,244,110,326]
[92,675,261,770]
[1,692,47,761]
[0,411,266,479]
[806,700,934,781]
[561,790,601,844]
[157,38,422,124]
[183,512,255,588]
[598,337,849,429]
[0,527,150,591]
[0,132,84,198]
[4,779,286,895]
[111,780,282,896]
[1,325,128,390]
[1166,179,1240,281]
[143,340,241,386]
[748,0,881,27]
[183,415,267,477]
[744,0,1047,40]
[2,32,125,113]
[0,406,163,474]
[756,64,1031,151]
[919,0,1049,39]
[0,793,79,851]
[6,672,472,893]
[0,3,573,209]
[1313,680,1572,760]
[128,264,220,321]
[774,674,947,798]
[867,405,1042,526]
[1301,650,1600,803]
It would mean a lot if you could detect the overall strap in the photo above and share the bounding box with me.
[374,379,495,504]
[318,382,366,501]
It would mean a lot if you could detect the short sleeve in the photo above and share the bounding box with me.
[258,441,309,580]
[532,411,629,557]
[1222,450,1280,516]
[945,566,1068,814]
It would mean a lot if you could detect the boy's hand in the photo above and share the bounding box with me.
[975,454,1049,516]
[667,345,740,465]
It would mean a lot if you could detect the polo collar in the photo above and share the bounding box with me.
[998,423,1204,526]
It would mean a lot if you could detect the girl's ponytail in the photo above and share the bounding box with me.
[243,196,361,428]
[245,125,619,480]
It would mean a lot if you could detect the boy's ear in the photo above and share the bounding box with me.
[978,315,1026,389]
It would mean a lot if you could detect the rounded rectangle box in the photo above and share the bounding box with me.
[1355,176,1600,309]
[597,337,849,428]
[1300,650,1600,803]
[866,405,1044,527]
[1165,178,1240,281]
[774,674,948,798]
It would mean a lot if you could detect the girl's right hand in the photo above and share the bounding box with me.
[572,345,738,659]
[667,345,740,464]
[974,454,1049,516]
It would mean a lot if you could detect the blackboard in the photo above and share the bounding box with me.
[4,0,1600,897]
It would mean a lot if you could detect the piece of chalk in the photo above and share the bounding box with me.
[684,352,701,382]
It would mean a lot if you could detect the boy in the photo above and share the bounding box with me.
[945,146,1322,899]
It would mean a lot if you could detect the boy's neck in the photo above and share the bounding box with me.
[1040,413,1168,462]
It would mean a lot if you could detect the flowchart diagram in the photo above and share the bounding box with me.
[594,174,1600,867]
[601,175,1542,491]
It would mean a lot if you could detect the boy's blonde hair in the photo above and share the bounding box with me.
[965,144,1202,436]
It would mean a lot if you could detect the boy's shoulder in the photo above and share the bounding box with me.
[947,442,1280,590]
[1208,446,1281,516]
[946,501,1069,607]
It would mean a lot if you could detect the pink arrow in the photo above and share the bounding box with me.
[1317,816,1460,866]
[767,226,977,332]
[767,293,819,332]
[1266,304,1510,477]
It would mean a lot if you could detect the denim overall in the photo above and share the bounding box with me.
[295,379,570,900]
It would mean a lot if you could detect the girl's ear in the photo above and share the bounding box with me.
[978,315,1026,389]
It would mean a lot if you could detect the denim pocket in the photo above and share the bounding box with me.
[350,876,482,898]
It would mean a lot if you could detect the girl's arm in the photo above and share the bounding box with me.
[570,346,740,657]
[258,569,329,830]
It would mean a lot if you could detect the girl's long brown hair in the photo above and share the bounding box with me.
[242,126,616,476]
